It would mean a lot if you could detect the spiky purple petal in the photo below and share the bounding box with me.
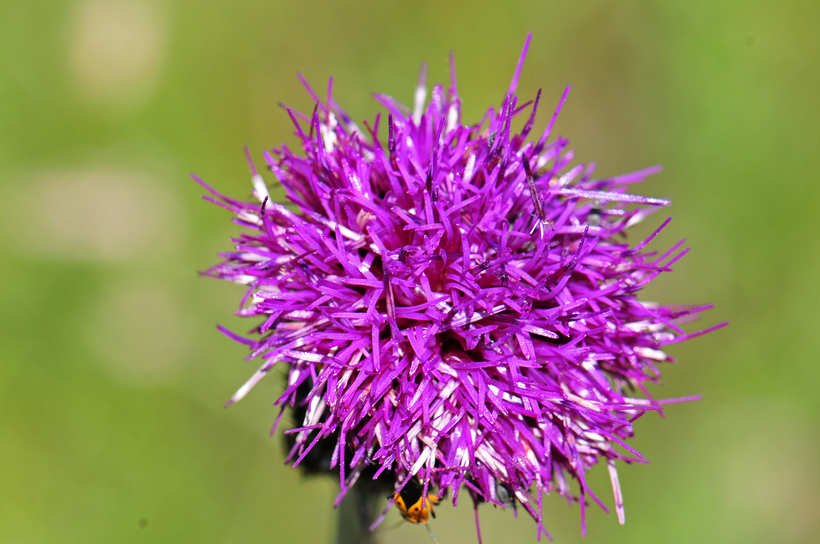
[198,34,724,540]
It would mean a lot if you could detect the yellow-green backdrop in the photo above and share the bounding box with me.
[2,1,818,543]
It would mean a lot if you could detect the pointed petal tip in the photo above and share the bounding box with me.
[243,145,259,176]
[507,33,534,97]
[413,63,429,124]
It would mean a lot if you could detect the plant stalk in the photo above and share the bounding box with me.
[335,484,382,544]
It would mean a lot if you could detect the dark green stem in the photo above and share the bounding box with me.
[335,484,382,544]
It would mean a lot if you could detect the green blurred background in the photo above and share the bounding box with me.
[1,0,818,543]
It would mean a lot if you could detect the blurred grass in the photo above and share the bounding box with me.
[1,0,819,543]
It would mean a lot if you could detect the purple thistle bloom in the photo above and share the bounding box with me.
[197,33,725,541]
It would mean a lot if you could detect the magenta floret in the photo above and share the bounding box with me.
[197,33,724,540]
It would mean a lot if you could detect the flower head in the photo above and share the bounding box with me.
[197,34,724,540]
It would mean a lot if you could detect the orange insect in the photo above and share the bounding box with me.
[393,478,441,524]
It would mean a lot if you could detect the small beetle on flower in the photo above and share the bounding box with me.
[197,33,724,542]
[393,477,441,525]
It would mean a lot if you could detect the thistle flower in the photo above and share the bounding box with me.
[196,34,724,541]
